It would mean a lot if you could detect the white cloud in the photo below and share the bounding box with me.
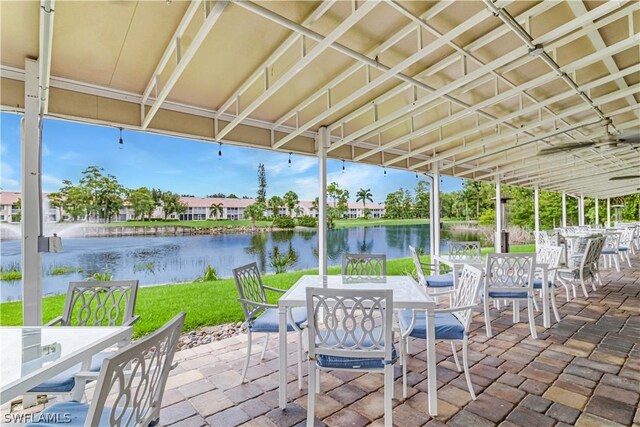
[42,174,63,190]
[266,156,316,175]
[0,162,19,190]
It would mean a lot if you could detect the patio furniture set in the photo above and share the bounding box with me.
[2,227,638,426]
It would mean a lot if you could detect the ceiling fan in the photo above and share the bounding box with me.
[538,120,640,156]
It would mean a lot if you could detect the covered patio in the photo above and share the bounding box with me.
[1,0,639,425]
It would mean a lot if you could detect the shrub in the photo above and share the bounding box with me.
[89,266,112,281]
[296,215,318,228]
[50,266,81,276]
[195,265,218,282]
[269,247,296,274]
[0,263,21,281]
[273,216,296,229]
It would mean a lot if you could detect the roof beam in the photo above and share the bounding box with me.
[463,110,640,179]
[446,83,640,175]
[331,0,624,154]
[215,1,336,123]
[568,1,637,112]
[272,2,508,150]
[217,0,379,140]
[141,1,229,129]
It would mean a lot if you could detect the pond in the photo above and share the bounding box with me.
[0,224,484,302]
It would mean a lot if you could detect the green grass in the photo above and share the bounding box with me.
[49,266,82,276]
[0,244,535,338]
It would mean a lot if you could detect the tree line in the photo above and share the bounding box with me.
[48,166,187,222]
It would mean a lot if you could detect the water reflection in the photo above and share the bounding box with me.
[0,224,481,301]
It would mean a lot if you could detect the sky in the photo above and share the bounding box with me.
[0,112,464,202]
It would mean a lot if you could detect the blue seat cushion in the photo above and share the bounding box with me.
[619,246,628,252]
[28,352,110,393]
[532,278,554,289]
[601,249,617,254]
[488,291,529,299]
[25,401,157,427]
[250,307,307,333]
[398,310,465,340]
[315,327,396,370]
[425,273,454,288]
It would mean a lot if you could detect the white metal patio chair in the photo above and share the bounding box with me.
[26,313,185,427]
[600,231,621,272]
[557,236,606,298]
[233,262,307,388]
[408,245,457,305]
[28,280,139,401]
[618,228,634,268]
[534,231,552,247]
[342,253,386,282]
[483,253,538,339]
[533,245,564,322]
[305,287,396,427]
[398,264,483,399]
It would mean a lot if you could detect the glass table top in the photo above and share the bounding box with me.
[0,326,124,389]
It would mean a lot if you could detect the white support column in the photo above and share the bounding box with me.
[578,195,585,226]
[22,59,43,326]
[595,197,599,226]
[534,186,540,234]
[495,175,502,253]
[317,127,329,276]
[427,176,435,258]
[432,166,441,258]
[562,191,567,228]
[606,197,611,227]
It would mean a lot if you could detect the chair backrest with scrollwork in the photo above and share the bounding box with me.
[447,241,481,261]
[451,265,483,330]
[232,262,268,321]
[86,312,185,427]
[61,280,138,327]
[534,231,552,247]
[342,253,386,283]
[306,287,393,364]
[484,253,536,293]
[408,246,426,286]
[603,231,621,254]
[619,228,634,248]
[536,245,563,282]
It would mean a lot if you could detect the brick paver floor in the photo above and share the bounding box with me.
[8,259,640,426]
[159,261,640,427]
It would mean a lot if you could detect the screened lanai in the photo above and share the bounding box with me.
[1,0,639,322]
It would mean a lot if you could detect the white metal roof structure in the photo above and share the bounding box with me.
[1,0,639,197]
[1,0,639,327]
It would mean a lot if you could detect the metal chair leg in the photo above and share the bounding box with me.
[241,330,252,384]
[451,341,461,372]
[260,333,269,360]
[462,337,476,400]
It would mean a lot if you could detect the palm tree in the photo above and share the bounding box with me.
[268,196,284,220]
[244,202,265,228]
[356,188,373,208]
[209,202,223,219]
[283,191,299,217]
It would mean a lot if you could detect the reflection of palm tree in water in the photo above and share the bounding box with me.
[246,232,268,271]
[357,227,373,253]
[312,228,350,262]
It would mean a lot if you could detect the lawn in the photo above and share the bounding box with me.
[0,244,534,338]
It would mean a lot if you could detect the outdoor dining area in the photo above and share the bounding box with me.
[2,0,640,425]
[2,223,640,426]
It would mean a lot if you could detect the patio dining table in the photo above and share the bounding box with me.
[0,326,132,405]
[433,254,554,329]
[278,275,439,415]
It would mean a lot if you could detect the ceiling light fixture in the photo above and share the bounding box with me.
[342,160,345,172]
[218,142,222,159]
[118,128,124,148]
[288,152,292,167]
